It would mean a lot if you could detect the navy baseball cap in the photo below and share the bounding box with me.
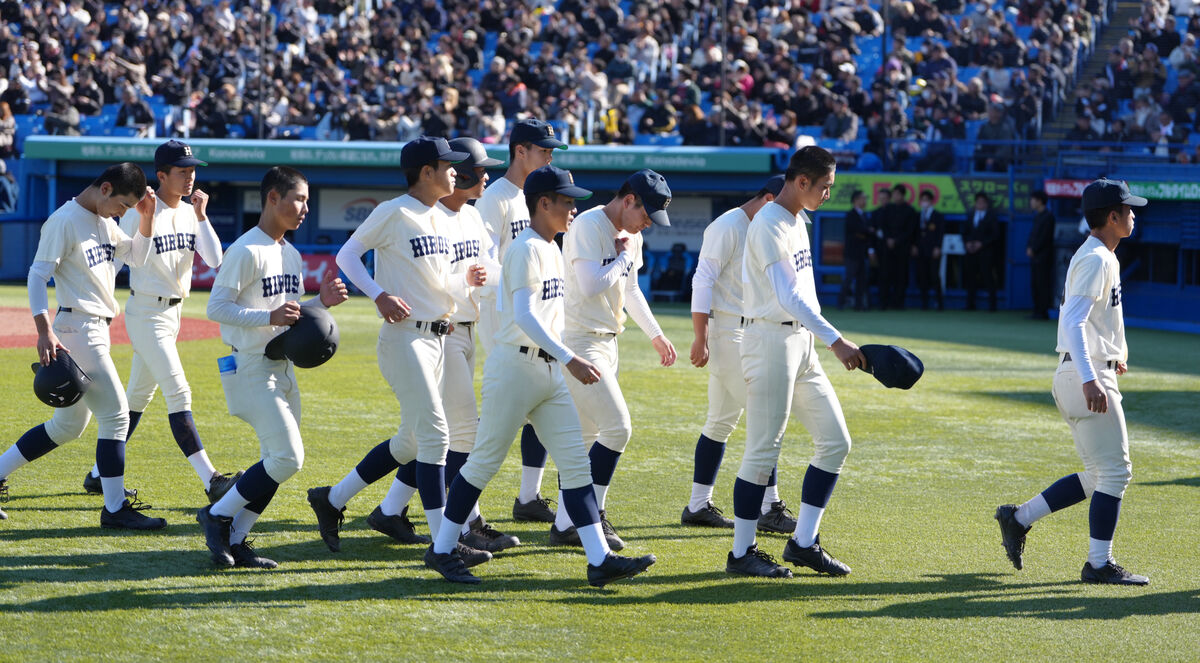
[762,174,786,197]
[859,344,924,390]
[524,165,592,199]
[155,140,206,170]
[399,136,470,169]
[1081,178,1148,212]
[511,119,567,149]
[626,169,672,227]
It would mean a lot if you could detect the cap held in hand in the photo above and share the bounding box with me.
[858,344,924,389]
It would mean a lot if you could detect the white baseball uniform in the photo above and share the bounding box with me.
[28,199,151,445]
[119,197,222,414]
[207,226,308,484]
[474,176,528,353]
[739,202,850,485]
[458,226,591,491]
[1052,235,1130,498]
[337,194,461,466]
[438,201,500,453]
[560,205,663,454]
[692,207,751,442]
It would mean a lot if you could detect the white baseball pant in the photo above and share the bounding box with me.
[1051,360,1131,498]
[44,310,129,443]
[562,331,632,453]
[701,312,746,443]
[443,322,479,454]
[377,322,449,466]
[477,293,499,354]
[124,292,191,413]
[219,351,303,483]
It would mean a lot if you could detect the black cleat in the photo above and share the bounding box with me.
[757,501,797,534]
[83,472,136,498]
[205,471,243,505]
[782,535,851,576]
[598,510,625,551]
[366,505,430,544]
[1081,561,1149,585]
[994,504,1030,570]
[455,539,495,567]
[231,539,278,569]
[549,523,582,547]
[307,486,345,552]
[512,494,556,522]
[681,502,735,528]
[196,505,234,567]
[587,553,657,587]
[461,516,520,552]
[726,545,793,578]
[424,545,481,584]
[101,499,166,531]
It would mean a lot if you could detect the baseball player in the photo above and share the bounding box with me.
[306,137,489,564]
[684,175,797,533]
[475,118,565,523]
[552,169,677,550]
[726,146,867,579]
[995,178,1149,585]
[196,166,349,569]
[81,140,240,503]
[427,164,656,586]
[0,162,164,529]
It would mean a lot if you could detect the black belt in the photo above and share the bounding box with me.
[454,321,474,328]
[1062,353,1116,370]
[58,306,112,325]
[414,320,452,336]
[519,346,556,363]
[743,317,802,328]
[131,289,182,306]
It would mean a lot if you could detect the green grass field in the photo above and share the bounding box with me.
[0,284,1196,662]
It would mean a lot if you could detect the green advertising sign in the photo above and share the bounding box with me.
[826,173,1032,215]
[25,137,775,174]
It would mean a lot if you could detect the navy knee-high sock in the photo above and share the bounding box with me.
[1043,473,1088,512]
[125,411,144,442]
[1089,491,1122,542]
[167,411,203,456]
[355,440,401,484]
[415,462,445,509]
[244,483,279,515]
[799,465,839,508]
[562,485,602,527]
[520,424,548,468]
[589,442,622,487]
[445,450,470,489]
[395,459,417,486]
[692,434,725,485]
[766,466,778,488]
[733,478,767,521]
[95,439,125,478]
[15,424,57,463]
[230,461,279,504]
[443,474,483,525]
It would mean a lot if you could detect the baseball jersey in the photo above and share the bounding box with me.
[1056,235,1127,362]
[349,194,456,322]
[475,176,529,262]
[562,206,643,334]
[497,227,566,349]
[212,226,304,355]
[742,201,819,323]
[33,199,147,319]
[119,197,210,299]
[698,207,751,316]
[437,201,494,324]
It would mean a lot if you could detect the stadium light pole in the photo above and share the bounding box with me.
[720,0,728,147]
[257,0,266,140]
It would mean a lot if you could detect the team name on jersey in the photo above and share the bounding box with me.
[410,234,451,258]
[261,273,301,297]
[451,239,481,264]
[1110,283,1122,307]
[541,277,565,300]
[84,243,116,267]
[602,255,635,276]
[152,232,197,255]
[509,218,531,239]
[793,248,813,271]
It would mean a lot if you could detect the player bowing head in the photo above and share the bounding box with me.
[261,166,310,233]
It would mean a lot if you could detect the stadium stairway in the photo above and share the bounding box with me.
[1037,1,1145,154]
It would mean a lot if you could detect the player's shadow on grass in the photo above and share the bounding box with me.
[974,390,1200,438]
[1139,475,1200,487]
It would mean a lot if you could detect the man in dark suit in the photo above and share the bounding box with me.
[913,190,946,310]
[839,190,872,310]
[1026,189,1056,319]
[963,192,1001,311]
[878,184,919,310]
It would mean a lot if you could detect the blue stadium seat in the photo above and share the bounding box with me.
[467,69,485,87]
[795,125,823,138]
[110,126,141,137]
[79,114,111,136]
[958,66,982,82]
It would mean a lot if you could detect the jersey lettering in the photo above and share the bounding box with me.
[152,232,197,255]
[1110,283,1122,308]
[793,248,813,271]
[409,234,451,259]
[509,218,531,239]
[602,256,635,277]
[84,243,116,267]
[541,277,565,300]
[451,239,481,264]
[260,273,301,297]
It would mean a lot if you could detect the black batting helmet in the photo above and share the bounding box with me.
[265,305,340,369]
[31,352,92,407]
[449,137,504,190]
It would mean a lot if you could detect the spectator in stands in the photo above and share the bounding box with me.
[1131,48,1167,99]
[962,192,1000,311]
[638,93,678,135]
[115,86,155,137]
[995,26,1026,67]
[981,52,1012,96]
[822,95,859,141]
[72,67,105,117]
[43,93,80,136]
[1101,118,1137,147]
[919,43,958,82]
[764,109,798,148]
[0,102,14,159]
[0,160,16,214]
[605,44,636,84]
[1169,33,1197,70]
[1167,69,1200,123]
[975,103,1016,171]
[959,77,989,119]
[1105,47,1134,100]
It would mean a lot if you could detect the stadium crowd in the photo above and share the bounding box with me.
[0,0,1149,165]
